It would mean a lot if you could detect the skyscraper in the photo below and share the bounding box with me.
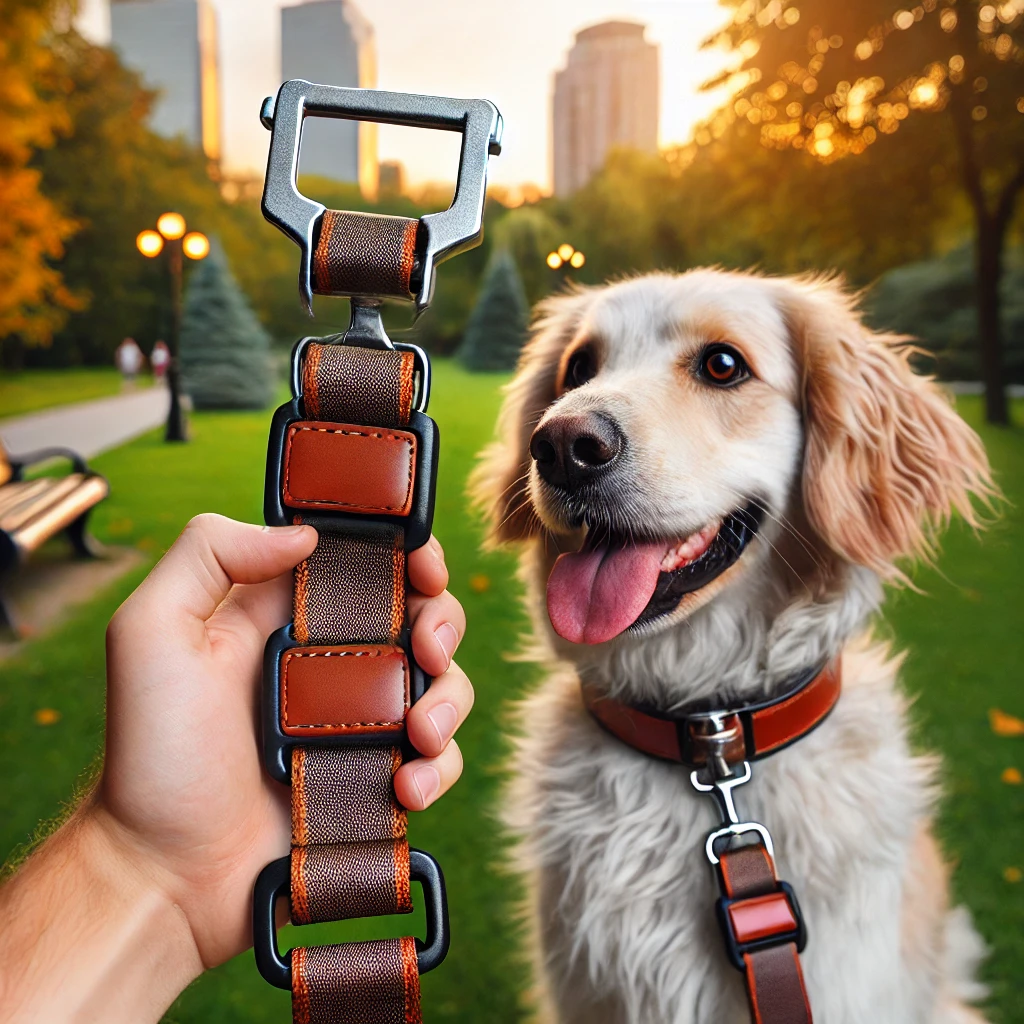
[281,0,378,196]
[552,21,659,197]
[110,0,221,162]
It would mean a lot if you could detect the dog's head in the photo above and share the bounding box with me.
[472,270,993,651]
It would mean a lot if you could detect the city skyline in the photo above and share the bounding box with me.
[76,0,735,191]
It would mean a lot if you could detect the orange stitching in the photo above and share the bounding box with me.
[283,424,416,513]
[290,846,310,925]
[391,535,405,641]
[291,748,308,846]
[394,840,412,913]
[400,934,422,1023]
[291,945,311,1023]
[293,557,310,644]
[397,350,415,425]
[303,344,323,419]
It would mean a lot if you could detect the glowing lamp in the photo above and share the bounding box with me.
[136,229,164,257]
[157,212,187,240]
[182,231,211,260]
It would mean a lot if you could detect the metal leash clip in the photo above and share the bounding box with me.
[261,79,503,313]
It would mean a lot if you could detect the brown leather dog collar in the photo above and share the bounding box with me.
[581,658,841,770]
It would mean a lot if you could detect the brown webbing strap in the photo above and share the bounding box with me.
[285,342,423,1024]
[717,844,812,1024]
[313,211,419,301]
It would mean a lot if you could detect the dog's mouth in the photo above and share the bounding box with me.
[546,504,763,645]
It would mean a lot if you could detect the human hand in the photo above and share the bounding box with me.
[98,514,472,970]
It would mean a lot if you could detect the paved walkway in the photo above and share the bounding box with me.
[0,387,170,460]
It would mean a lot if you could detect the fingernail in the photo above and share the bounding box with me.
[412,765,441,807]
[426,702,459,747]
[433,622,459,668]
[263,524,308,536]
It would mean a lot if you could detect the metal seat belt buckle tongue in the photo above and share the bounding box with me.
[253,80,501,1022]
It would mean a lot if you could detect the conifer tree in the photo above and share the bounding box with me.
[457,248,530,372]
[180,243,275,409]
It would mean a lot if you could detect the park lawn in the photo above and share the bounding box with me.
[0,368,148,421]
[0,367,1019,1022]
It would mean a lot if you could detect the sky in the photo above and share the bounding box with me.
[77,0,735,190]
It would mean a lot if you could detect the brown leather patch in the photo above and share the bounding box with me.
[751,659,841,754]
[727,892,798,945]
[281,644,410,737]
[283,420,417,516]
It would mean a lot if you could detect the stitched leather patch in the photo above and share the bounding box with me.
[727,892,799,945]
[281,644,410,737]
[283,420,417,516]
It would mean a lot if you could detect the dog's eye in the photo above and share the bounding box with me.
[563,347,597,392]
[698,344,749,387]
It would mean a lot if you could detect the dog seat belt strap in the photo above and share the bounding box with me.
[254,80,500,1023]
[717,843,812,1024]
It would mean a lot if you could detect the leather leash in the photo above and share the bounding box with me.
[252,80,502,1024]
[583,660,841,1024]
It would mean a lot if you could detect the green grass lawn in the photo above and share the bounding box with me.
[0,368,148,421]
[0,368,1019,1021]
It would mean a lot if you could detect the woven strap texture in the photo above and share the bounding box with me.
[288,343,422,1024]
[313,211,419,301]
[718,844,812,1024]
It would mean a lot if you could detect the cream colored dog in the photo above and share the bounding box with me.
[472,271,994,1024]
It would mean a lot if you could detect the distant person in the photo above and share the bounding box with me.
[115,337,145,390]
[150,340,170,385]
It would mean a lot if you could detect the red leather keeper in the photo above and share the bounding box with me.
[727,892,799,945]
[282,420,417,516]
[281,644,410,737]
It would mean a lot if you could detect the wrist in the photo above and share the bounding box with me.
[0,799,204,1023]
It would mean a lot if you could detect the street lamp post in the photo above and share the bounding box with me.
[136,213,210,442]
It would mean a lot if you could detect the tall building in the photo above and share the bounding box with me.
[110,0,221,162]
[552,21,659,197]
[281,0,378,196]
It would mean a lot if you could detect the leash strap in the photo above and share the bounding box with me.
[254,80,501,1024]
[716,843,812,1024]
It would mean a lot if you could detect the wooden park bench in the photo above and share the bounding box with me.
[0,442,109,634]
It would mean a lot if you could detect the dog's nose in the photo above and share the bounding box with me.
[530,413,624,488]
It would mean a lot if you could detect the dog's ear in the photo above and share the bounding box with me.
[782,277,995,579]
[469,289,591,546]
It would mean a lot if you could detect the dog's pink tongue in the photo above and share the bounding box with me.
[547,542,665,645]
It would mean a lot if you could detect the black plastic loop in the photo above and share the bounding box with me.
[253,848,450,989]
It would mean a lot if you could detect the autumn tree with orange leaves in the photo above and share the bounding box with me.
[0,0,83,349]
[706,0,1024,424]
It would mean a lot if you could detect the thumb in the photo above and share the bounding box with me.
[134,514,316,626]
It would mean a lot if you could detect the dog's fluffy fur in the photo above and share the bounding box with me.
[471,270,995,1024]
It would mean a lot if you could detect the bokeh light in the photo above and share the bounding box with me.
[569,250,585,269]
[157,212,187,240]
[182,231,211,260]
[136,229,164,257]
[546,252,563,269]
[557,243,574,261]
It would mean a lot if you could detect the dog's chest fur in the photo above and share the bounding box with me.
[505,583,975,1024]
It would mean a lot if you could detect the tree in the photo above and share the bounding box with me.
[705,0,1024,423]
[0,0,82,354]
[457,249,530,372]
[179,244,275,409]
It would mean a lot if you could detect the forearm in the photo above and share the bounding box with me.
[0,802,203,1024]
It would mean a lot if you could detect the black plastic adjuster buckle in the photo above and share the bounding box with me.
[715,881,807,971]
[263,395,439,552]
[253,848,450,989]
[261,625,430,784]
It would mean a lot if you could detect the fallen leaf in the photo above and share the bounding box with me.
[1003,867,1022,883]
[1002,767,1022,785]
[34,708,60,726]
[989,709,1024,737]
[469,574,491,593]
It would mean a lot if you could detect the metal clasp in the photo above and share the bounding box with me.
[261,80,502,314]
[690,761,775,866]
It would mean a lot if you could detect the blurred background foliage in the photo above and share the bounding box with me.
[1,0,1022,390]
